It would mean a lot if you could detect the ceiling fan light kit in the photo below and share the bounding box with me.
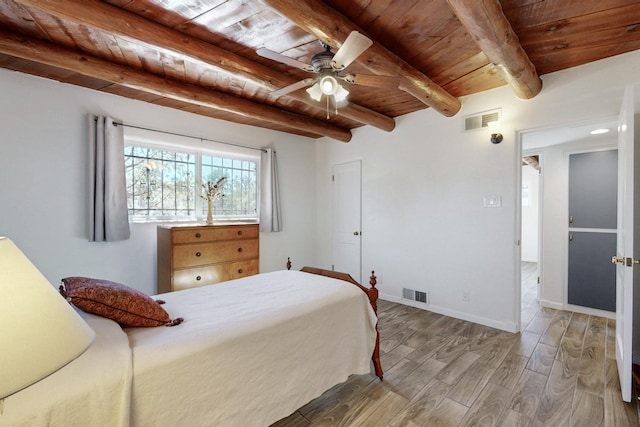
[306,78,349,118]
[257,31,396,119]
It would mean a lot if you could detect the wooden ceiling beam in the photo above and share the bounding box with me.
[447,0,542,99]
[0,30,353,142]
[12,0,394,133]
[260,0,462,117]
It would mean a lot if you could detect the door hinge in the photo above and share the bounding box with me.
[331,264,335,271]
[332,175,334,182]
[537,276,540,284]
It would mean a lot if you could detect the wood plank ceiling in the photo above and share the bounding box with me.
[0,0,639,142]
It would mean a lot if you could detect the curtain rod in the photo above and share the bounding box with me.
[110,121,267,153]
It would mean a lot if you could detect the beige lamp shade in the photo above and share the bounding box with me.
[0,237,95,399]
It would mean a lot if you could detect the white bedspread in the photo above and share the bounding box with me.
[125,270,378,427]
[0,310,132,427]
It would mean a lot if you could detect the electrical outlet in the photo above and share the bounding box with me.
[463,291,470,302]
[377,274,383,284]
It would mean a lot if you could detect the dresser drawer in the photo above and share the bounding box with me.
[224,258,260,280]
[173,265,220,290]
[172,225,258,244]
[172,259,260,291]
[172,239,259,268]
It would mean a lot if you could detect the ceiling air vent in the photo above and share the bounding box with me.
[464,109,501,132]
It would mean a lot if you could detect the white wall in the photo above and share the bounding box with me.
[521,164,539,262]
[316,49,640,332]
[0,69,317,295]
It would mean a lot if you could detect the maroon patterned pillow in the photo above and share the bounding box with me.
[60,277,183,327]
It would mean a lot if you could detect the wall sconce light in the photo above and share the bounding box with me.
[487,120,503,144]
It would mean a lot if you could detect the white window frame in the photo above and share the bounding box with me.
[124,129,260,224]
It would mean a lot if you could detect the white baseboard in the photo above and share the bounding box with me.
[539,299,563,310]
[565,303,615,319]
[379,293,518,333]
[539,299,615,319]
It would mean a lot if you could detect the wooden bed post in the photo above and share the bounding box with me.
[287,258,384,380]
[368,271,383,380]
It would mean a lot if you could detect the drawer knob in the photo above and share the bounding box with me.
[195,252,201,257]
[196,275,202,281]
[238,269,243,274]
[237,247,243,253]
[195,233,201,238]
[237,230,242,236]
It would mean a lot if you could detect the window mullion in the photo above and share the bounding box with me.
[195,154,203,220]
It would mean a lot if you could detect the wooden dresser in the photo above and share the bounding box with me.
[157,223,259,293]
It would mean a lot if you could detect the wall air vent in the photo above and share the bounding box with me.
[403,288,429,304]
[464,108,501,132]
[415,290,427,304]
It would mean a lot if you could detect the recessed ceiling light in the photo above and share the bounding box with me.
[590,128,610,135]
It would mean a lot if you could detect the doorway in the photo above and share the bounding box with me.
[518,118,619,325]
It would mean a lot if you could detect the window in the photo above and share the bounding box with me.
[201,155,258,218]
[124,142,258,222]
[125,146,197,218]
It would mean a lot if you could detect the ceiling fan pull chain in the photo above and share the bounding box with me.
[326,96,330,119]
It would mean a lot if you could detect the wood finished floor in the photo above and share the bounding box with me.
[272,262,639,427]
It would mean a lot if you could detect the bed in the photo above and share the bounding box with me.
[1,258,382,427]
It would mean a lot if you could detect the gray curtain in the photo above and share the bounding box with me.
[88,115,130,242]
[260,147,282,232]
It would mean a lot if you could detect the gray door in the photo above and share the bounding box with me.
[568,150,618,311]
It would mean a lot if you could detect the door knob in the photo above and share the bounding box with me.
[612,256,625,265]
[353,231,360,236]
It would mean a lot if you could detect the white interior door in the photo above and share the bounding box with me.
[332,161,362,282]
[615,84,637,402]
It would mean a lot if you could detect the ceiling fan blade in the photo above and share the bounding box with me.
[344,73,401,89]
[331,31,373,70]
[256,48,315,72]
[271,78,315,98]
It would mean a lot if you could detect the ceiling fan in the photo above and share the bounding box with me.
[257,31,400,117]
